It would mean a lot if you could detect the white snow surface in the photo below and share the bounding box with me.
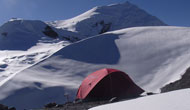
[0,19,73,89]
[0,18,86,86]
[90,88,190,110]
[49,2,166,37]
[0,26,190,109]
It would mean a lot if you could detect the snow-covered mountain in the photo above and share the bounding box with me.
[0,18,83,88]
[49,2,167,37]
[1,26,190,109]
[0,2,189,110]
[0,18,82,48]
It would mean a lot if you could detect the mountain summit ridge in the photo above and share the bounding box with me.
[49,1,167,37]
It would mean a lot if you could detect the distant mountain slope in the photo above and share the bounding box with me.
[49,2,167,37]
[0,19,82,89]
[1,26,190,109]
[0,19,81,50]
[0,19,50,50]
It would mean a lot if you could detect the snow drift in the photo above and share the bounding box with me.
[1,26,190,109]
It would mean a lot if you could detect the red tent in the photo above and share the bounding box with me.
[76,68,144,100]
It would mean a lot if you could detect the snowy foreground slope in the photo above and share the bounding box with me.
[50,2,166,37]
[90,88,190,110]
[0,26,190,109]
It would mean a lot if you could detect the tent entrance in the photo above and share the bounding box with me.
[86,72,133,100]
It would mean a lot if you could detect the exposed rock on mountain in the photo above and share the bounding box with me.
[161,67,190,92]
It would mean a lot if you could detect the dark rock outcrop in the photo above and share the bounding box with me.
[43,100,108,110]
[99,21,112,34]
[0,104,8,110]
[43,26,58,38]
[1,32,8,37]
[0,104,15,110]
[161,67,190,93]
[44,102,58,108]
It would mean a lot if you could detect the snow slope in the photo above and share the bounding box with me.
[90,88,190,110]
[0,19,81,48]
[0,19,82,87]
[49,2,166,37]
[1,26,190,109]
[0,19,49,50]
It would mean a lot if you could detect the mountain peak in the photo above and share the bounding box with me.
[97,1,133,9]
[8,18,23,22]
[50,2,167,37]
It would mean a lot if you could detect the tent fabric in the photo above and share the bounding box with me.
[76,68,144,100]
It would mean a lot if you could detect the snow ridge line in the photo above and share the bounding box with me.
[0,42,69,87]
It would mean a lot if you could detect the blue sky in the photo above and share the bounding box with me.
[0,0,189,27]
